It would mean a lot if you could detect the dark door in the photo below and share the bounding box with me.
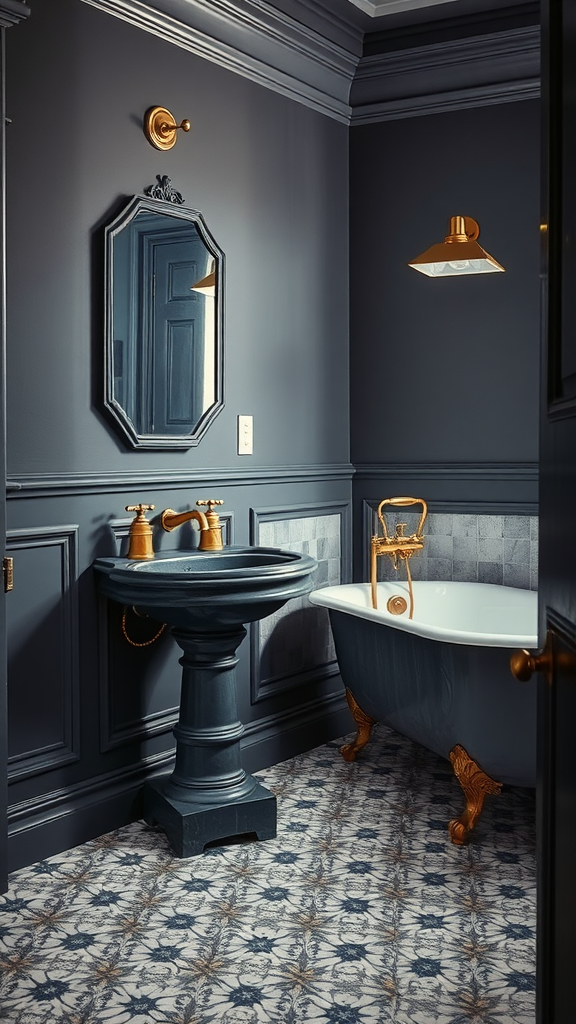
[0,1,31,894]
[140,233,208,436]
[0,23,7,898]
[537,2,576,1019]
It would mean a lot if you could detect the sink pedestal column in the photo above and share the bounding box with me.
[142,624,276,857]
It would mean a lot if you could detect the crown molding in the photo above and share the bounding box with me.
[80,0,361,123]
[78,2,539,125]
[348,0,460,15]
[351,77,539,123]
[0,0,30,28]
[350,23,540,122]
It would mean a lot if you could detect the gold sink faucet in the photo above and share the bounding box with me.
[371,497,427,618]
[161,500,224,551]
[125,504,155,560]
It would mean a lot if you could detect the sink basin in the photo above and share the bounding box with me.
[93,544,318,857]
[94,546,317,629]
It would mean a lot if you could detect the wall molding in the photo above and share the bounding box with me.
[79,0,359,124]
[241,688,349,758]
[8,462,535,497]
[353,461,538,482]
[6,525,80,781]
[6,463,355,498]
[103,706,179,751]
[350,24,540,123]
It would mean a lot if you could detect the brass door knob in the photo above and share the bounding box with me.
[510,644,552,682]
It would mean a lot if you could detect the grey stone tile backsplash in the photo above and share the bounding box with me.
[375,512,538,591]
[259,514,341,675]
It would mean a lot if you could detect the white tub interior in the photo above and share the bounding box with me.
[309,581,538,648]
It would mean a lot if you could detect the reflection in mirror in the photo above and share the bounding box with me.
[104,194,224,449]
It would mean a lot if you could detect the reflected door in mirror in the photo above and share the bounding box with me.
[104,196,224,450]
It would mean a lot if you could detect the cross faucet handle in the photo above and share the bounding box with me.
[126,503,155,517]
[196,499,224,515]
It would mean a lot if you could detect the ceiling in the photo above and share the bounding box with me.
[336,0,536,33]
[346,0,463,15]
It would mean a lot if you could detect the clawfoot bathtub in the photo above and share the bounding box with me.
[309,580,538,843]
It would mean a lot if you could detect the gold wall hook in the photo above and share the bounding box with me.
[144,106,191,151]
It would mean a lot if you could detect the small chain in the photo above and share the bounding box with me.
[121,606,167,647]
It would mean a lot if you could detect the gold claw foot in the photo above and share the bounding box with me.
[340,688,377,762]
[448,744,502,845]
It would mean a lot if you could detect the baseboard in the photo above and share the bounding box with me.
[6,688,351,873]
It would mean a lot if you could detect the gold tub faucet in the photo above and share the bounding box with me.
[161,500,224,551]
[371,497,427,617]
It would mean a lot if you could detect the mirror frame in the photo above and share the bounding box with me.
[103,193,225,449]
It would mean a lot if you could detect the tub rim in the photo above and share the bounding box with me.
[309,580,538,649]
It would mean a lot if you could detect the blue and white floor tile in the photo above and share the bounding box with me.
[0,725,536,1023]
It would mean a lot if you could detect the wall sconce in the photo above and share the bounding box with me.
[144,106,190,151]
[408,216,505,277]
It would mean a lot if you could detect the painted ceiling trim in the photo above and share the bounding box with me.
[0,0,30,28]
[346,0,460,16]
[351,23,540,123]
[80,0,539,125]
[80,0,360,124]
[351,78,539,123]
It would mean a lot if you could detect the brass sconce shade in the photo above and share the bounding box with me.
[408,216,505,277]
[191,263,216,297]
[144,106,191,151]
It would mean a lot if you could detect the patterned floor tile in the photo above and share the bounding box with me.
[0,725,535,1023]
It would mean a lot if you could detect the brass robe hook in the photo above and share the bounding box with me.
[144,106,191,151]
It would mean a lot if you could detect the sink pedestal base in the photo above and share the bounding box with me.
[143,776,276,858]
[142,623,277,857]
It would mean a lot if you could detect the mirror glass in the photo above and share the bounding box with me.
[104,195,224,449]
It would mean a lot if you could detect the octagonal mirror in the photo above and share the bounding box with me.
[104,193,224,449]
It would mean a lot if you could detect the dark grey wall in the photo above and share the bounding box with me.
[8,0,350,474]
[350,99,540,467]
[5,0,352,869]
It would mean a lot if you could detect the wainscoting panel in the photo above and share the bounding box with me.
[5,475,354,871]
[249,502,351,702]
[98,596,181,754]
[6,525,80,780]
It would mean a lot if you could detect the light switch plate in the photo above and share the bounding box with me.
[238,415,253,455]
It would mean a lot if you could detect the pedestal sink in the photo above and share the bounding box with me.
[94,547,317,856]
